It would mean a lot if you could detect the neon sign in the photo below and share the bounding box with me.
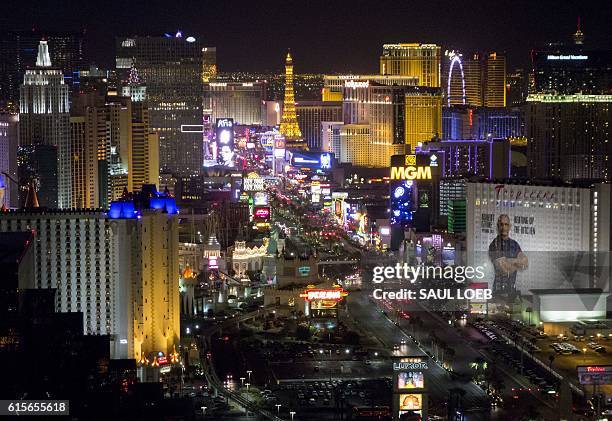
[300,288,348,301]
[253,207,270,219]
[390,166,432,180]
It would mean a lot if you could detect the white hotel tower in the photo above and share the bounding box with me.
[19,41,71,208]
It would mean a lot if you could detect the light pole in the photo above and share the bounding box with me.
[201,406,207,417]
[583,348,587,363]
[246,370,252,383]
[240,377,245,387]
[275,403,281,414]
[290,411,296,421]
[245,383,250,391]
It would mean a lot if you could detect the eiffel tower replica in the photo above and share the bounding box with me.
[279,51,308,150]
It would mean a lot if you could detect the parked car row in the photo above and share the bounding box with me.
[550,342,581,355]
[587,342,607,353]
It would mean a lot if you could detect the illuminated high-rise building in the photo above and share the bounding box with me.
[0,113,18,208]
[322,74,418,102]
[19,41,71,208]
[70,116,98,208]
[483,52,506,107]
[121,67,160,192]
[0,185,180,360]
[506,68,527,106]
[0,30,85,104]
[116,34,203,177]
[295,101,342,150]
[526,93,612,181]
[379,43,441,87]
[404,87,443,152]
[279,52,303,144]
[531,23,612,95]
[207,81,266,125]
[202,47,217,83]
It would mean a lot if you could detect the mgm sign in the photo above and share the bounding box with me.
[390,154,432,180]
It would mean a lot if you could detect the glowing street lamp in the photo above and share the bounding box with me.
[201,406,207,416]
[290,411,296,421]
[246,370,252,383]
[240,377,245,387]
[245,383,250,391]
[275,404,281,414]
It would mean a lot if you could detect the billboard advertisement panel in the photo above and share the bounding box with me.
[397,372,425,389]
[215,118,234,166]
[398,393,422,411]
[289,151,334,170]
[467,183,603,299]
[577,366,612,385]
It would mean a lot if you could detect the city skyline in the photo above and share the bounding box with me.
[2,2,612,419]
[4,0,612,73]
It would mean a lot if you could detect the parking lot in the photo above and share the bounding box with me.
[263,379,391,412]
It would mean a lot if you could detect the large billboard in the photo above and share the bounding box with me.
[577,366,612,385]
[215,118,234,166]
[288,151,334,170]
[467,183,601,297]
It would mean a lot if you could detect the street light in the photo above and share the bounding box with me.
[290,411,296,421]
[583,348,587,363]
[240,377,245,387]
[245,383,250,391]
[246,370,252,383]
[275,404,281,414]
[201,406,207,416]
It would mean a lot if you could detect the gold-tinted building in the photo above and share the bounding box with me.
[380,43,441,87]
[405,87,443,152]
[483,52,506,107]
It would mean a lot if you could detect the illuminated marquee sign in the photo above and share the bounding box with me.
[253,206,270,220]
[300,287,348,301]
[208,256,219,269]
[390,154,432,180]
[390,166,432,180]
[577,365,612,385]
[393,361,429,371]
[494,184,558,201]
[243,173,265,191]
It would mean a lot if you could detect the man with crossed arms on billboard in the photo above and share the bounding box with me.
[488,214,529,298]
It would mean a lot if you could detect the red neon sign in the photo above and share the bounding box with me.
[254,207,270,219]
[299,288,348,301]
[587,366,606,372]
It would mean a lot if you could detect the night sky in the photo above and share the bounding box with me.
[4,0,612,73]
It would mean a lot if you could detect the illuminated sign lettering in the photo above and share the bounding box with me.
[494,184,558,201]
[344,80,369,89]
[547,54,588,60]
[393,361,429,370]
[300,288,348,301]
[253,206,270,219]
[217,118,233,128]
[390,166,432,180]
